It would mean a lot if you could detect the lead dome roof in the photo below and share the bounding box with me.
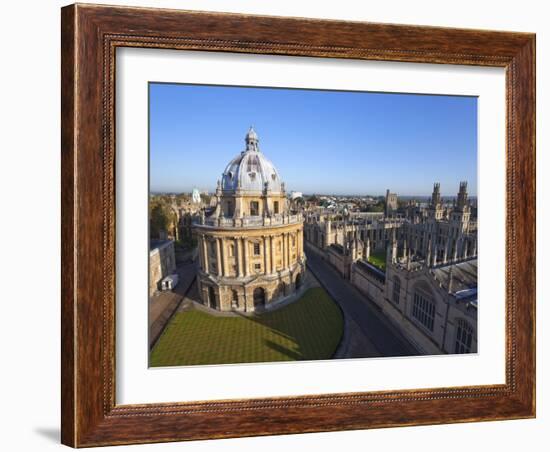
[221,127,283,194]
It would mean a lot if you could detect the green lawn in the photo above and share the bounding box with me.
[150,287,343,366]
[368,250,387,270]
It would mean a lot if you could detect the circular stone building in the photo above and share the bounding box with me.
[193,127,306,312]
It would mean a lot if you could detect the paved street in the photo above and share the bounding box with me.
[306,248,419,358]
[148,261,197,348]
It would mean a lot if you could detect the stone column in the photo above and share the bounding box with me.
[215,238,222,276]
[283,233,288,268]
[243,238,250,276]
[287,233,291,266]
[221,238,228,276]
[197,235,204,270]
[201,235,209,272]
[236,237,243,277]
[290,232,298,259]
[263,236,269,274]
[270,235,276,272]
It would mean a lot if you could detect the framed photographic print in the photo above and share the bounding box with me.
[61,3,535,447]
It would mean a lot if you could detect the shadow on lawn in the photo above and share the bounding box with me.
[233,309,306,361]
[233,289,342,362]
[264,339,303,361]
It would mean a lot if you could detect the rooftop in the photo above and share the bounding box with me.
[431,258,478,301]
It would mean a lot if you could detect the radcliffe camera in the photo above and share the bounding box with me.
[148,84,478,367]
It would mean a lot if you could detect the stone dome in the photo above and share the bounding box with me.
[221,127,284,194]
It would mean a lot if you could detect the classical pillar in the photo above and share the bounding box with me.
[283,233,288,268]
[236,237,243,277]
[202,235,209,272]
[215,238,222,276]
[221,238,228,276]
[197,235,204,270]
[263,236,269,274]
[286,233,290,266]
[243,237,250,276]
[270,235,276,272]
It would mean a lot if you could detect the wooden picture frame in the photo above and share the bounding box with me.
[61,3,535,447]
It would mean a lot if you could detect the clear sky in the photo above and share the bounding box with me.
[149,83,477,196]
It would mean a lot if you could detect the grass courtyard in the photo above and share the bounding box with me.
[368,250,387,270]
[150,287,344,366]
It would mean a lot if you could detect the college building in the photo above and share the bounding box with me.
[304,182,478,355]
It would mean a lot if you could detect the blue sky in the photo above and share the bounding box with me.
[149,83,477,196]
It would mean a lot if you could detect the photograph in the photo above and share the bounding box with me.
[147,83,479,367]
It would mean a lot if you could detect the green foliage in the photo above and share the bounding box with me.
[362,201,385,212]
[150,287,344,366]
[368,250,387,270]
[149,197,177,239]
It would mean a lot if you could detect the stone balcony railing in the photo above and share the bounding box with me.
[195,213,303,229]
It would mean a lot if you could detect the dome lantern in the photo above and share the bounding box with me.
[221,127,283,194]
[244,126,260,152]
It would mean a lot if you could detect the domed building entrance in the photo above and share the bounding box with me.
[253,287,265,308]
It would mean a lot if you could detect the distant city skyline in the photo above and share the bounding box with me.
[149,83,477,196]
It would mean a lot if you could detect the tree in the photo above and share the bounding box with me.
[150,201,177,239]
[307,194,319,205]
[362,201,385,213]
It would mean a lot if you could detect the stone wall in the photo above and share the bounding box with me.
[194,221,306,312]
[149,240,176,297]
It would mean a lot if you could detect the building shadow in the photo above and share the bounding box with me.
[232,289,340,362]
[264,339,303,360]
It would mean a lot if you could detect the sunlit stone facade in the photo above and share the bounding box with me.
[193,128,306,312]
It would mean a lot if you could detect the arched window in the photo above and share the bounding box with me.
[231,289,239,308]
[273,201,279,214]
[392,276,401,304]
[455,319,474,354]
[412,286,435,332]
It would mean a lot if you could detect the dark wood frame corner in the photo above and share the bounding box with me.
[61,3,536,447]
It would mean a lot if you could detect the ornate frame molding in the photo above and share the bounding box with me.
[61,4,535,447]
